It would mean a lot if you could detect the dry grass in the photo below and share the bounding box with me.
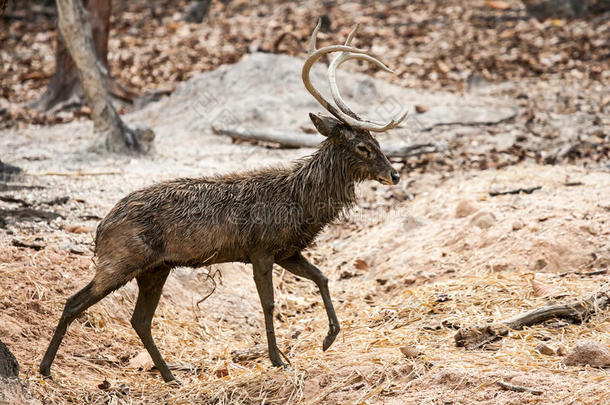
[1,162,609,404]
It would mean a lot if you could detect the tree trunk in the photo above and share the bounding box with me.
[0,160,22,182]
[53,0,153,153]
[0,340,18,378]
[30,0,138,112]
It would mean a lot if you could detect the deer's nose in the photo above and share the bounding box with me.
[391,170,400,185]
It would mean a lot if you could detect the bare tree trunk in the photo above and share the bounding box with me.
[0,160,22,182]
[30,0,138,112]
[55,0,153,153]
[0,340,18,378]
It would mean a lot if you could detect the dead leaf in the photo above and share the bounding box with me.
[415,104,429,113]
[530,276,563,298]
[485,1,511,10]
[215,367,229,378]
[98,379,111,390]
[399,346,422,358]
[128,351,154,371]
[354,259,369,271]
[535,343,556,356]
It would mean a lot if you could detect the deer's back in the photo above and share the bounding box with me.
[94,171,330,271]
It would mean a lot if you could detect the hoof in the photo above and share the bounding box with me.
[322,333,338,351]
[39,365,51,378]
[272,360,288,369]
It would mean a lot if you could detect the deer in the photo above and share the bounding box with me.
[39,21,408,383]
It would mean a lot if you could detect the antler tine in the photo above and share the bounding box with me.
[327,26,409,132]
[303,20,409,131]
[327,24,365,121]
[330,52,409,130]
[308,18,322,55]
[304,19,374,127]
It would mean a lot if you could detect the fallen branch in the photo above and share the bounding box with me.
[0,196,29,206]
[211,125,440,158]
[489,186,541,197]
[496,380,543,395]
[456,284,610,349]
[503,286,610,330]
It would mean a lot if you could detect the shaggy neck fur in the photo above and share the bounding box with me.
[288,138,362,223]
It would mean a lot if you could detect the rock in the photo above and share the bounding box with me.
[403,215,423,231]
[127,351,154,371]
[580,222,600,236]
[0,340,18,378]
[512,220,525,231]
[563,340,610,367]
[455,200,478,218]
[470,211,496,229]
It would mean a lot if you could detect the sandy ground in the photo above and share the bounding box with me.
[1,55,609,404]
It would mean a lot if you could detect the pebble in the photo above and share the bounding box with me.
[455,199,478,218]
[471,211,496,229]
[512,219,525,231]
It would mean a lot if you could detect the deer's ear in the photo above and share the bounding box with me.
[309,113,341,137]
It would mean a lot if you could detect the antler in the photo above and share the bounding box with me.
[302,20,408,132]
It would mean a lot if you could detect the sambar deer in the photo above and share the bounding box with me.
[40,20,408,382]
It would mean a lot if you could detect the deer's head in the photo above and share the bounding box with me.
[302,21,408,185]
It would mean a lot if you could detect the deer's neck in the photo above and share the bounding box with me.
[290,140,360,221]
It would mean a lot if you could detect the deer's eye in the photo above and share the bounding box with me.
[356,144,371,157]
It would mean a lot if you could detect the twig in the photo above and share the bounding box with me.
[489,186,541,196]
[11,239,45,251]
[212,125,440,158]
[196,253,221,307]
[558,269,608,277]
[496,380,543,395]
[166,362,202,373]
[71,353,121,366]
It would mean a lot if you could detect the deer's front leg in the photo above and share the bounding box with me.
[251,252,286,368]
[277,253,340,351]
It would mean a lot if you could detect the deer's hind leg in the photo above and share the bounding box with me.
[40,267,131,378]
[130,264,174,382]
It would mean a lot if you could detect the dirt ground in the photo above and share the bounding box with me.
[1,73,609,403]
[1,0,610,404]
